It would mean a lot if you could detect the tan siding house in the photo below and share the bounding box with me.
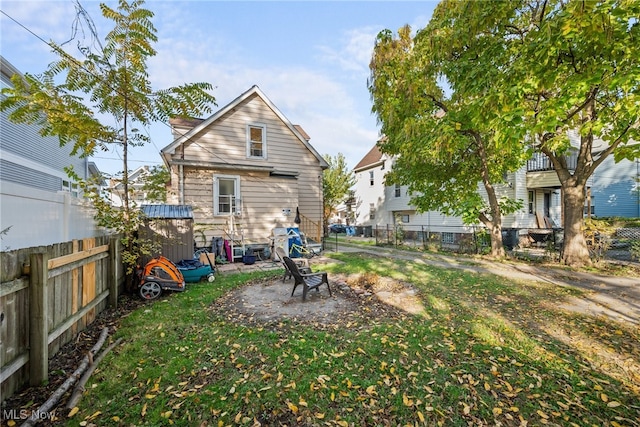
[161,86,328,258]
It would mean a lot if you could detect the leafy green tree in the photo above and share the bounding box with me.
[141,165,170,203]
[322,153,356,232]
[370,0,639,266]
[0,0,216,278]
[369,22,526,258]
[498,0,640,267]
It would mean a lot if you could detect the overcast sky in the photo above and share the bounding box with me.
[1,1,436,175]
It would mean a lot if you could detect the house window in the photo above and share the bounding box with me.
[214,175,240,215]
[395,184,401,197]
[62,180,79,198]
[247,124,266,158]
[401,214,409,223]
[528,191,535,214]
[584,196,595,215]
[369,203,375,220]
[442,232,455,244]
[369,171,374,186]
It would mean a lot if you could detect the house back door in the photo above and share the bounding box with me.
[544,192,551,218]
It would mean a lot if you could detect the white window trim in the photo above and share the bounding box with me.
[246,123,267,159]
[528,190,535,215]
[213,174,241,216]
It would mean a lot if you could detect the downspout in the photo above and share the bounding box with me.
[318,174,322,241]
[179,139,185,205]
[179,164,184,205]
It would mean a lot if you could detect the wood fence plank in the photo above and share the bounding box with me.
[47,289,109,345]
[0,278,28,298]
[72,240,79,335]
[108,236,120,308]
[83,238,96,324]
[0,352,29,384]
[47,244,109,270]
[0,292,17,371]
[29,252,48,386]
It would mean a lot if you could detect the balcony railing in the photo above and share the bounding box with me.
[527,152,577,172]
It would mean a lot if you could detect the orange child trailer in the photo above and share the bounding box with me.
[136,256,186,300]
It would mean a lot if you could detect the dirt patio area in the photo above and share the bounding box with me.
[211,259,423,327]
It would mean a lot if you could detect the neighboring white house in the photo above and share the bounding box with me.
[328,202,349,226]
[0,56,106,250]
[107,165,161,207]
[352,143,469,234]
[353,131,637,241]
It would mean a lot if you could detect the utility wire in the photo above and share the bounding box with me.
[0,8,304,188]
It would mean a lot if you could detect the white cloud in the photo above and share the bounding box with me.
[316,26,379,76]
[1,0,385,173]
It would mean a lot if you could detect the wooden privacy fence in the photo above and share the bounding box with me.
[0,235,123,400]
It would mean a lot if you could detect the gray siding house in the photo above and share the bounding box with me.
[0,56,103,250]
[591,156,639,218]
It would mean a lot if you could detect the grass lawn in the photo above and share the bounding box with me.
[71,253,639,426]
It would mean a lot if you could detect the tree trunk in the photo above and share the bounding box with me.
[488,219,505,258]
[478,210,505,258]
[474,132,505,258]
[561,185,591,267]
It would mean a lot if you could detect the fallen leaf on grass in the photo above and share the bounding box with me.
[402,393,414,407]
[287,401,299,414]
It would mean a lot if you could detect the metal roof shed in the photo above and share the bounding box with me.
[139,205,194,263]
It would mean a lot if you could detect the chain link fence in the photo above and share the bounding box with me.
[324,224,639,263]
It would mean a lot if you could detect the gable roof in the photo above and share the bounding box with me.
[353,143,385,172]
[161,85,328,169]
